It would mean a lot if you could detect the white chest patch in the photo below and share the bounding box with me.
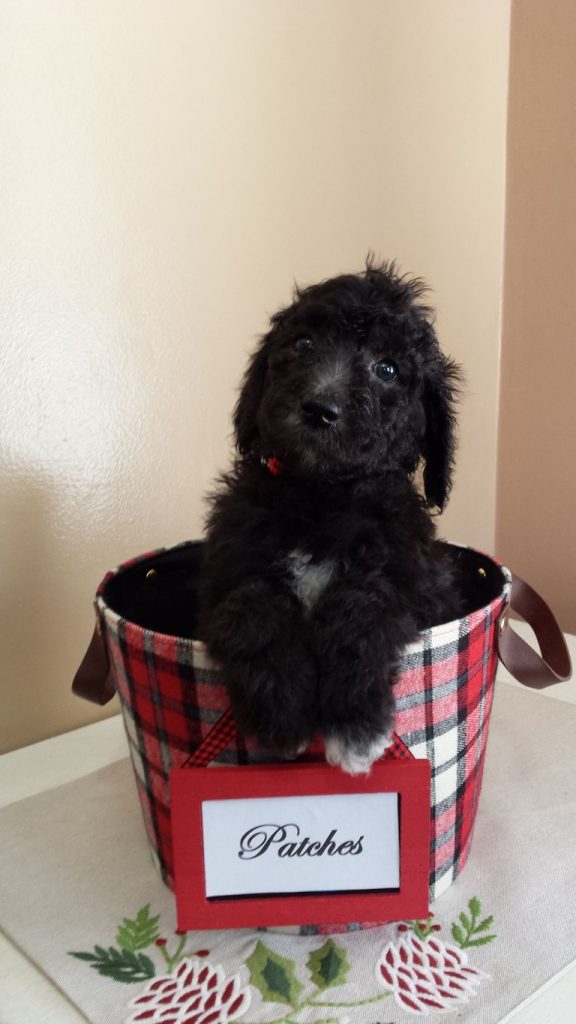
[286,549,336,612]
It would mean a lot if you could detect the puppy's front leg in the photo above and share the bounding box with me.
[202,579,317,756]
[312,581,417,774]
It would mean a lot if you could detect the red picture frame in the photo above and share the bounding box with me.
[171,758,430,931]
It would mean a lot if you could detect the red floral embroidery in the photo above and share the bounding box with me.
[125,958,250,1024]
[376,932,488,1015]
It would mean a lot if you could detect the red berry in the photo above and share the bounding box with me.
[195,949,210,957]
[155,938,167,946]
[433,924,442,931]
[398,924,408,932]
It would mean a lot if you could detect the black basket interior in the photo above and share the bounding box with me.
[102,541,507,640]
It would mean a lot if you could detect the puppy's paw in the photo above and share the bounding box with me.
[324,729,393,775]
[276,739,310,761]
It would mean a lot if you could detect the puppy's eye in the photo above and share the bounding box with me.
[294,336,314,354]
[373,359,399,382]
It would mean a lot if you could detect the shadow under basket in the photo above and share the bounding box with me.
[73,541,570,935]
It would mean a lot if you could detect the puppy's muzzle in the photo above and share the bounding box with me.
[302,397,342,428]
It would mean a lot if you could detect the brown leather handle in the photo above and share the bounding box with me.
[497,573,572,688]
[71,617,117,705]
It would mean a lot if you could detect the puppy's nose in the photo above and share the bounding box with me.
[302,398,342,427]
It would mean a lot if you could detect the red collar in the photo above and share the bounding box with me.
[261,456,284,477]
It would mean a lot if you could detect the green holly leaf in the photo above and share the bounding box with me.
[451,923,465,947]
[246,940,303,1007]
[468,896,481,919]
[69,946,155,983]
[459,912,471,932]
[116,904,160,952]
[307,939,351,991]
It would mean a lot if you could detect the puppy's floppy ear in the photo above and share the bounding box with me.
[421,341,462,512]
[233,340,269,455]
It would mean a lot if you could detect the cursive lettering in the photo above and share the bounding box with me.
[238,823,364,860]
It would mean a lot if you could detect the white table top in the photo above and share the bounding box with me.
[1,625,575,1024]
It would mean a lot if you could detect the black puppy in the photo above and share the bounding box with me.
[199,261,462,773]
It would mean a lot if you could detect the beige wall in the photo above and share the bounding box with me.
[497,0,576,633]
[0,0,510,754]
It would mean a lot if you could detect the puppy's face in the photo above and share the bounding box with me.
[235,265,460,507]
[260,303,425,478]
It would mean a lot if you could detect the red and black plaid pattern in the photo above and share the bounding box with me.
[384,732,414,760]
[97,543,511,926]
[393,586,512,898]
[183,708,237,767]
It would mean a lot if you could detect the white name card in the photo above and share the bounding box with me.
[201,791,399,897]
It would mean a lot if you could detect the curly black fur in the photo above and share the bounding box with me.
[198,260,463,773]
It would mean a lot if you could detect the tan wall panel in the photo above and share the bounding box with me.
[497,0,576,632]
[0,1,510,752]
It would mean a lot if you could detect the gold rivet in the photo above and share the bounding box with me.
[478,567,487,579]
[499,613,509,636]
[146,569,157,581]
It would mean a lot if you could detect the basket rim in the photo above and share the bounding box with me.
[95,539,512,650]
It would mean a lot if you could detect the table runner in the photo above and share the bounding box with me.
[0,684,575,1023]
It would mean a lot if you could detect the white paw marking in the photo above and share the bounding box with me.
[324,729,394,776]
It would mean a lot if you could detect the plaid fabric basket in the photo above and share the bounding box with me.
[73,540,570,934]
